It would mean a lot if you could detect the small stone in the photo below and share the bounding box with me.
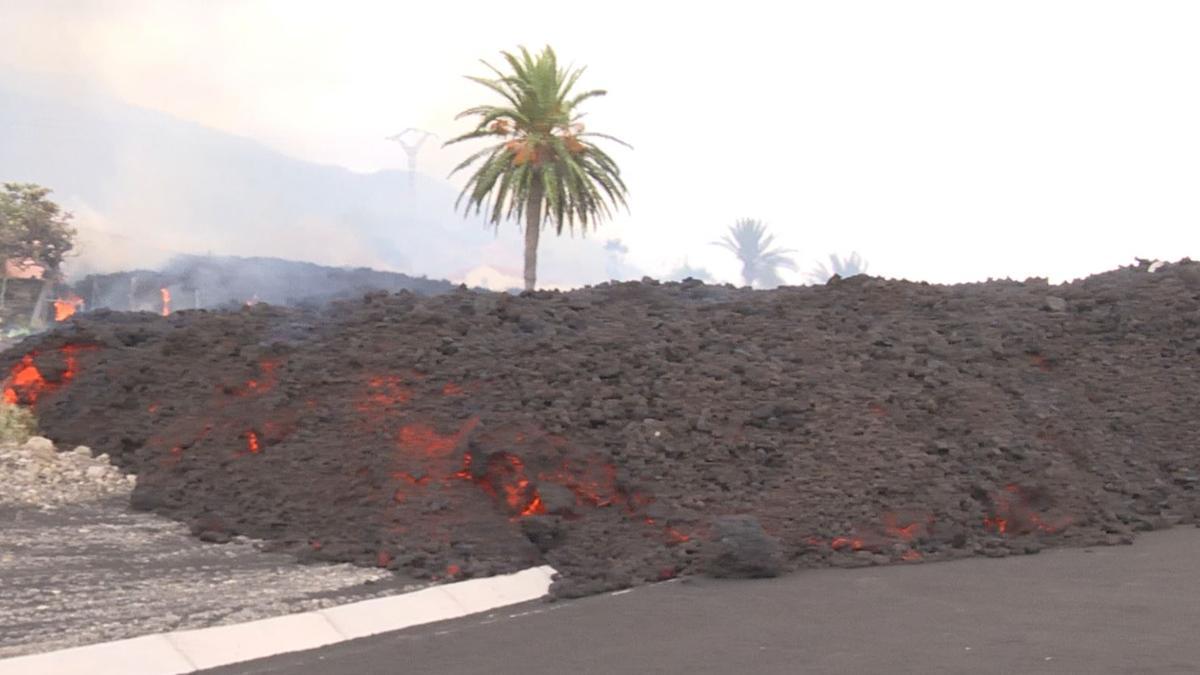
[72,446,93,457]
[22,436,55,457]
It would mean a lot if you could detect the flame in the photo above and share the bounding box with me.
[246,431,260,454]
[53,295,84,321]
[160,288,171,316]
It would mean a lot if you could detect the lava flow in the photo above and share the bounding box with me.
[160,288,171,316]
[3,345,98,406]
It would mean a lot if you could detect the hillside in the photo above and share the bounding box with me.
[0,76,637,287]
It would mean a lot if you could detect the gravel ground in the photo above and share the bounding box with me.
[0,438,424,659]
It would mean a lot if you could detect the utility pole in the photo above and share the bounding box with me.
[386,128,439,189]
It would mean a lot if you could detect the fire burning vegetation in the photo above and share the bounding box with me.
[52,295,85,322]
[2,260,1199,597]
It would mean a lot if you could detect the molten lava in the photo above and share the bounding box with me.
[234,359,280,397]
[455,451,546,517]
[53,295,85,321]
[397,418,478,458]
[160,288,171,316]
[4,356,43,404]
[3,345,97,406]
[984,484,1073,535]
[831,536,866,551]
[246,431,261,454]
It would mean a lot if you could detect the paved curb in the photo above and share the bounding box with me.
[0,565,556,674]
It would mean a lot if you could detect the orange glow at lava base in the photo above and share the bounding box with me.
[3,345,97,406]
[53,295,85,321]
[984,484,1073,535]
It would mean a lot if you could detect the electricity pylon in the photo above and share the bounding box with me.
[386,128,439,189]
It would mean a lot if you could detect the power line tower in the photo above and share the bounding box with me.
[386,128,439,189]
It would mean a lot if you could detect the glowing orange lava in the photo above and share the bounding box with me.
[3,355,44,404]
[246,431,261,454]
[984,484,1073,535]
[3,345,97,406]
[397,418,478,458]
[453,451,545,517]
[666,527,691,544]
[160,288,171,316]
[882,512,932,541]
[235,359,280,397]
[362,376,412,408]
[831,536,866,551]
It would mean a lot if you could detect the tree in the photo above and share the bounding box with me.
[711,218,797,289]
[445,45,631,291]
[0,183,77,311]
[809,251,869,284]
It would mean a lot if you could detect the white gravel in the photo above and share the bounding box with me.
[0,436,136,509]
[0,436,423,658]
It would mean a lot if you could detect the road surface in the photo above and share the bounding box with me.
[206,527,1200,674]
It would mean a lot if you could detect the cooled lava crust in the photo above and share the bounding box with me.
[5,260,1199,597]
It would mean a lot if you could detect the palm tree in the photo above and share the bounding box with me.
[809,251,869,284]
[444,45,631,291]
[711,219,797,288]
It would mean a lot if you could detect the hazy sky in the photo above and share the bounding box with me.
[2,0,1198,285]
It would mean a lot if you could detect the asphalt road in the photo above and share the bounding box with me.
[207,527,1200,675]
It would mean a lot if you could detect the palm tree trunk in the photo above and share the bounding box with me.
[523,177,544,291]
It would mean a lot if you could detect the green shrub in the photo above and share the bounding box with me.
[0,403,37,444]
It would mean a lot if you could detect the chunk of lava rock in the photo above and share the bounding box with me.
[1043,295,1068,312]
[703,515,783,578]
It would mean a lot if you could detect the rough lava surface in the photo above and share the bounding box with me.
[4,260,1199,597]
